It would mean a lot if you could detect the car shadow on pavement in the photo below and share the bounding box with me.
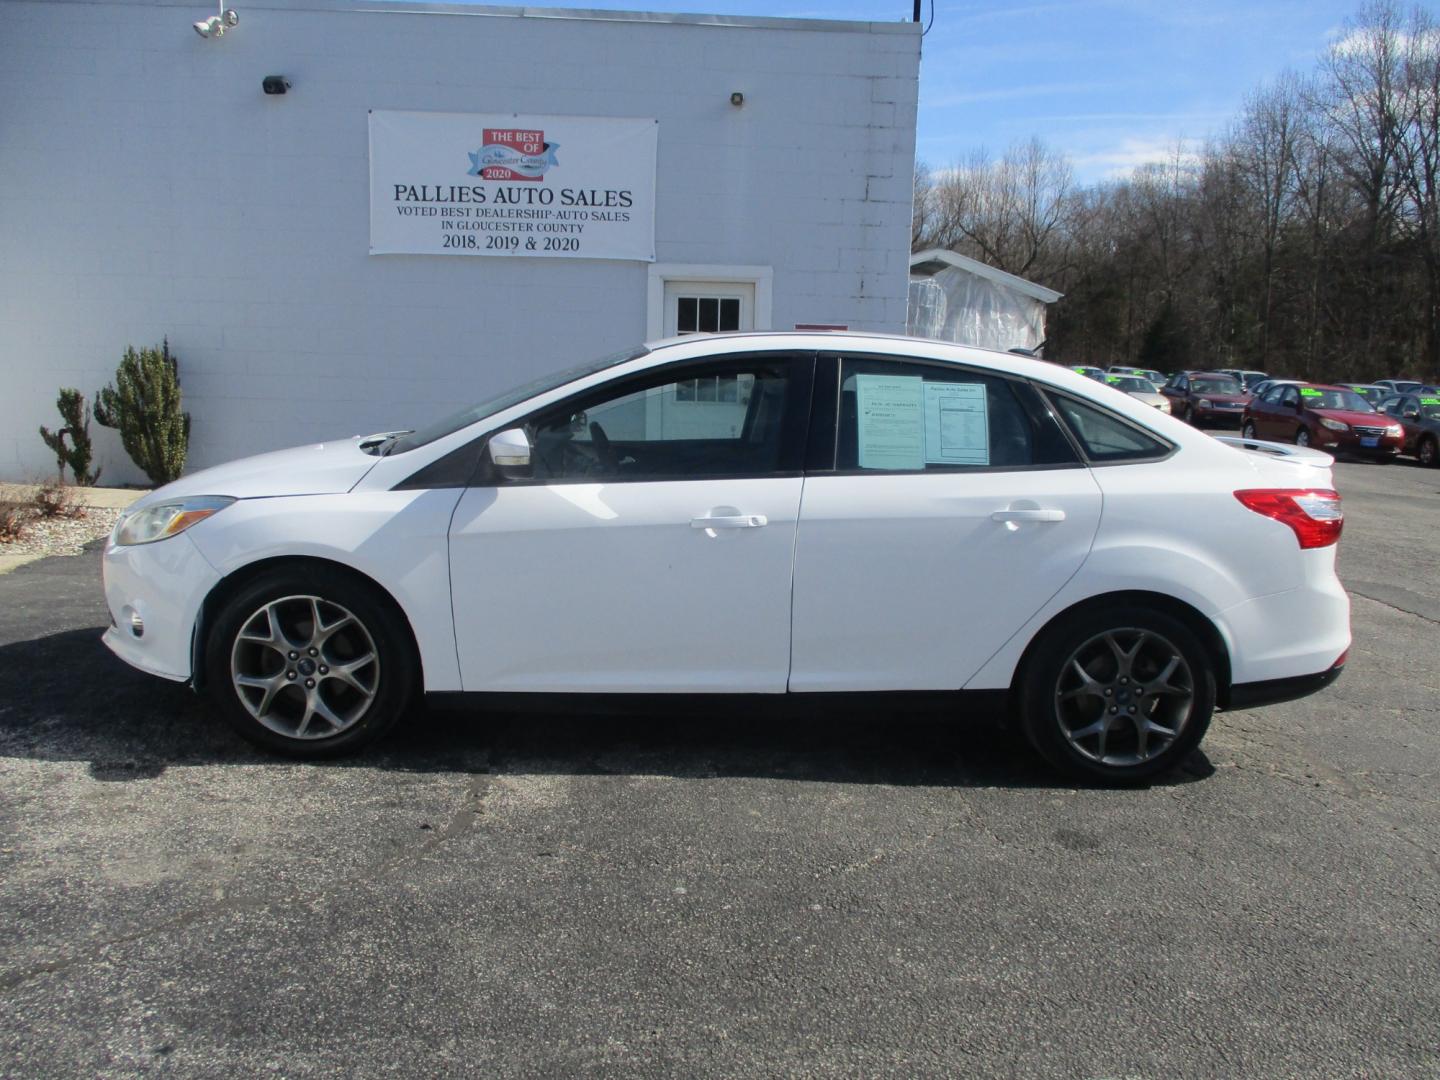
[0,627,1215,791]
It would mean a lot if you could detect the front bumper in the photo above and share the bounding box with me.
[101,531,222,682]
[1312,430,1404,456]
[1193,405,1247,426]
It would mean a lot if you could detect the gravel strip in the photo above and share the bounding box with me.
[0,507,122,558]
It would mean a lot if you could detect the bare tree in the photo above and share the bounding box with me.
[929,138,1073,278]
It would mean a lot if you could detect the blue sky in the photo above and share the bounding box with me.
[519,0,1369,183]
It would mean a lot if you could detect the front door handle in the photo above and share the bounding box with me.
[691,514,767,529]
[991,508,1066,523]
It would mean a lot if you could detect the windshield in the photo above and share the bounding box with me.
[1192,377,1243,395]
[1301,387,1373,412]
[1105,376,1157,393]
[384,345,649,455]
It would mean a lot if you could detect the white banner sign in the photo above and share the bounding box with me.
[368,110,657,261]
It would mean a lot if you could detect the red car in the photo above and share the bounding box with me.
[1160,371,1249,427]
[1241,382,1404,459]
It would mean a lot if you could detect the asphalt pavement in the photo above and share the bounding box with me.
[0,461,1436,1077]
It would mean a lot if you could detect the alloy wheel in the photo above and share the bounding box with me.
[1053,628,1195,767]
[229,595,380,740]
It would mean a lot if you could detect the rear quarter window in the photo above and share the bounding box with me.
[1047,392,1174,463]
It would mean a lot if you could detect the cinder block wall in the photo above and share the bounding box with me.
[0,0,920,482]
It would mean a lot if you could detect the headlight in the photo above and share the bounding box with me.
[1158,400,1172,413]
[114,496,235,546]
[1197,398,1213,409]
[1386,423,1403,436]
[1319,417,1349,432]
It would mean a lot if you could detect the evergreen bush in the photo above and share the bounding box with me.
[95,339,191,486]
[38,388,100,485]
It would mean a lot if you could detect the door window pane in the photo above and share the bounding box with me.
[673,293,745,336]
[835,358,1077,471]
[529,362,797,481]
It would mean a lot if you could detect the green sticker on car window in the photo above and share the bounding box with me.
[1300,388,1322,397]
[1106,376,1122,384]
[1423,397,1440,405]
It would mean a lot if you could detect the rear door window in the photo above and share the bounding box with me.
[831,357,1078,472]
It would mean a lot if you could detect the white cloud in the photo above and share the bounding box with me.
[1066,135,1203,180]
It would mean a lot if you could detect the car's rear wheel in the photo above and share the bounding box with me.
[205,567,416,757]
[1017,606,1216,784]
[1420,436,1438,467]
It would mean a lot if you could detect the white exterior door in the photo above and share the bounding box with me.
[788,356,1104,692]
[448,352,810,693]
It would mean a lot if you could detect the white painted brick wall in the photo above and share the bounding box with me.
[0,0,920,482]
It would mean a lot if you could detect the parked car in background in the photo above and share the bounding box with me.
[1160,371,1250,427]
[1338,383,1388,405]
[1242,383,1403,460]
[1373,379,1431,396]
[1376,393,1440,466]
[1220,369,1270,392]
[1247,378,1302,401]
[1071,365,1108,382]
[1102,374,1171,413]
[100,331,1350,784]
[1107,365,1166,385]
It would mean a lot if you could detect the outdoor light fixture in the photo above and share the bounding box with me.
[193,3,239,38]
[730,91,744,107]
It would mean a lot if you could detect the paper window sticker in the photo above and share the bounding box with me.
[855,374,924,470]
[923,382,990,465]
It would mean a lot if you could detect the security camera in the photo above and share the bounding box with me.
[193,8,237,37]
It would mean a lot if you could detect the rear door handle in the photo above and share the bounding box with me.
[991,508,1066,523]
[691,514,767,529]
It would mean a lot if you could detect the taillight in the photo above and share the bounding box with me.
[1234,489,1343,549]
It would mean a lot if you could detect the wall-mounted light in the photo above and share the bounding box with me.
[193,4,239,38]
[262,76,290,95]
[730,91,744,107]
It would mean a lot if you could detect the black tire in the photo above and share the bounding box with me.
[1241,421,1257,440]
[204,566,417,758]
[1296,428,1310,448]
[1420,436,1439,468]
[1016,605,1216,784]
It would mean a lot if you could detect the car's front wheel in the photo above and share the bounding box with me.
[1017,607,1216,783]
[1419,436,1438,467]
[1241,421,1258,439]
[205,567,416,757]
[1296,428,1311,448]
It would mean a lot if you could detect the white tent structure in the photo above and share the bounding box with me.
[907,249,1062,353]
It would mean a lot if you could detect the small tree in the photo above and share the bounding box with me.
[38,388,101,485]
[95,339,191,486]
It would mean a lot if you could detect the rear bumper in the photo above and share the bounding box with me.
[1226,662,1343,710]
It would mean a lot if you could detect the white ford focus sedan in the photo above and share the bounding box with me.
[102,333,1350,781]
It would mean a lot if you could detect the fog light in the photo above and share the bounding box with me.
[129,611,144,638]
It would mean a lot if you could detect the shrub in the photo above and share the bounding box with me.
[38,387,101,485]
[32,481,86,520]
[0,501,31,543]
[94,338,190,486]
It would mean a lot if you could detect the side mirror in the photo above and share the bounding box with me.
[1404,409,1420,420]
[486,427,532,480]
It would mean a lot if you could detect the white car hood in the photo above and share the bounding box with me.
[130,437,381,508]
